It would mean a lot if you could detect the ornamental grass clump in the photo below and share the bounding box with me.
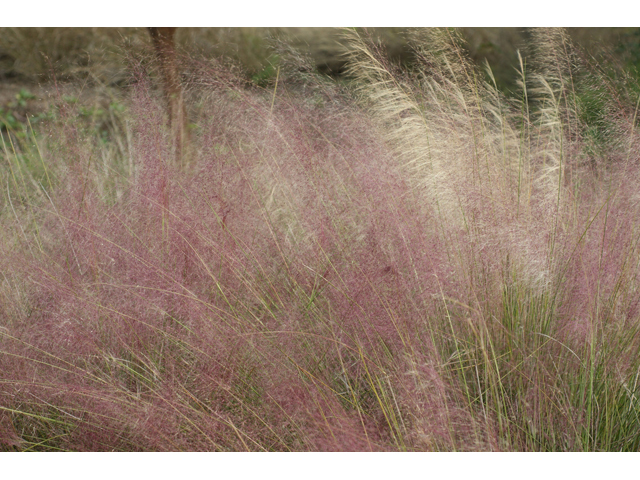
[1,27,640,451]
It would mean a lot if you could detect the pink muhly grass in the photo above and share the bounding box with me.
[2,28,640,451]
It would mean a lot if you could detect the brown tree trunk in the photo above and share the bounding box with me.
[148,27,189,164]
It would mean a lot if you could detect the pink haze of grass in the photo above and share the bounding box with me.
[1,29,640,451]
